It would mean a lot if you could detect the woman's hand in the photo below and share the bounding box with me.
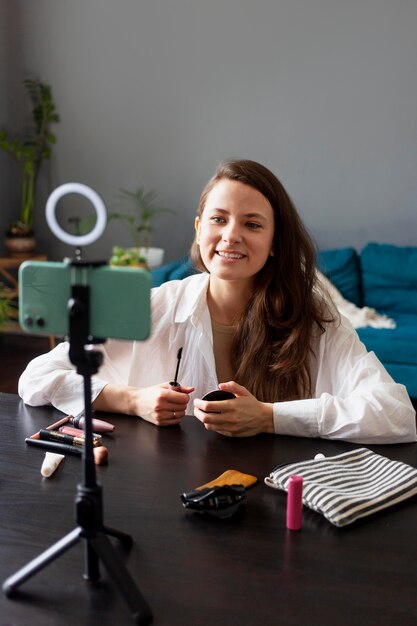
[133,383,194,425]
[193,381,274,437]
[93,382,194,426]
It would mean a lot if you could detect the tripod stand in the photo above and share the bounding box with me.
[2,270,153,625]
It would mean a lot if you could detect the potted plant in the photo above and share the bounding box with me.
[108,187,175,269]
[0,78,59,257]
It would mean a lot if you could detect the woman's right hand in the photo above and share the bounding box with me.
[93,382,194,426]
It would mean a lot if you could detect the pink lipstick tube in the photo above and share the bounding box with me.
[286,475,303,531]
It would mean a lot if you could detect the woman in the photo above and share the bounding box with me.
[19,159,416,443]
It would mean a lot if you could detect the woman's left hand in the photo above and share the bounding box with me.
[193,381,274,437]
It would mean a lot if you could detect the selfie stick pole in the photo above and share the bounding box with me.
[3,261,153,626]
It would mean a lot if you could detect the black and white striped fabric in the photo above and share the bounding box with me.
[264,448,417,527]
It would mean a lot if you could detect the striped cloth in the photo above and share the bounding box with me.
[264,448,417,527]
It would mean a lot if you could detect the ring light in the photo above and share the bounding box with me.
[45,182,107,246]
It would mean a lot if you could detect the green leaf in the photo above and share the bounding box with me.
[110,185,176,248]
[0,77,60,229]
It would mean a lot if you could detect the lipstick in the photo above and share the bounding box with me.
[286,475,303,531]
[38,429,101,447]
[68,415,115,433]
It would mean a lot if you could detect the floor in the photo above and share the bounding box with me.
[1,334,416,412]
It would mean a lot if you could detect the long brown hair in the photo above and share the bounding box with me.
[190,159,335,402]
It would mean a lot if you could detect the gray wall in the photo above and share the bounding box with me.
[1,0,417,262]
[0,0,21,231]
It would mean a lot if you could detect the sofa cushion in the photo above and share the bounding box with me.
[169,257,196,281]
[357,313,417,367]
[317,247,361,306]
[151,257,195,287]
[361,242,417,314]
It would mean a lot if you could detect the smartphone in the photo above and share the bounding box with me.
[19,261,151,340]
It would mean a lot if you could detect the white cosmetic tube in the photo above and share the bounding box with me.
[41,452,65,477]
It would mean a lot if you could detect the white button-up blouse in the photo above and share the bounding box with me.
[18,272,416,444]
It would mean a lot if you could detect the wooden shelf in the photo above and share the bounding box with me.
[0,254,47,298]
[0,255,55,347]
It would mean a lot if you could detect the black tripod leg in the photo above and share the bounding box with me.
[2,527,83,597]
[84,539,100,581]
[90,531,152,625]
[102,524,133,549]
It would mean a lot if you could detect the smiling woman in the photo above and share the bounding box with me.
[18,159,416,444]
[190,159,328,408]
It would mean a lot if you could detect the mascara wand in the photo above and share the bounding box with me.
[170,347,183,388]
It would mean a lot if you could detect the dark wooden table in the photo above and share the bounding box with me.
[1,392,417,625]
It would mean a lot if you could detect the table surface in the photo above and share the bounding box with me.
[1,392,417,626]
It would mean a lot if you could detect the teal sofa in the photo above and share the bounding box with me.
[151,243,417,398]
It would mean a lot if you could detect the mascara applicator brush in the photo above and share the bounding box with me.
[169,347,183,389]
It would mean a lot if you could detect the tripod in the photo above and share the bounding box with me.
[2,271,153,625]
